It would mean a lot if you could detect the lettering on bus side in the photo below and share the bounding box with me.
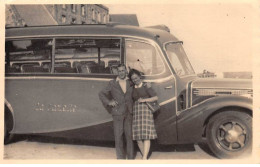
[35,102,77,113]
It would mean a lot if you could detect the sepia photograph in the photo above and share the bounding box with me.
[1,0,259,163]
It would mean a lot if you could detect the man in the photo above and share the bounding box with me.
[99,64,134,159]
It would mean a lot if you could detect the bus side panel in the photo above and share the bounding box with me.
[5,77,113,134]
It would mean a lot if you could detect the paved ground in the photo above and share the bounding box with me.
[4,135,216,160]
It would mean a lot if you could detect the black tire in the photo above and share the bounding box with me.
[4,115,14,145]
[206,111,252,159]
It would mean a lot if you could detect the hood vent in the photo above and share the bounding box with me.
[193,88,253,97]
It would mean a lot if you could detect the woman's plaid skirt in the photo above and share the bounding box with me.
[132,101,157,140]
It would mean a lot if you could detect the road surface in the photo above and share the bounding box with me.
[4,135,216,159]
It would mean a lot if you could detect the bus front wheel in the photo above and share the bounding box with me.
[206,111,252,159]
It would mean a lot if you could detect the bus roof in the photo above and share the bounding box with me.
[6,24,180,44]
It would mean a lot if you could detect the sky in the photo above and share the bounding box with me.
[106,3,254,73]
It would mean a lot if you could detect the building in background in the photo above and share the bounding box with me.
[109,14,139,26]
[47,4,109,25]
[6,4,109,27]
[223,72,252,79]
[197,70,216,78]
[6,5,26,27]
[197,70,252,79]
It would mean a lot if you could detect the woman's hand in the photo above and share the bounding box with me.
[138,98,146,103]
[138,96,158,103]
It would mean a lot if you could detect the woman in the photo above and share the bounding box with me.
[128,69,158,160]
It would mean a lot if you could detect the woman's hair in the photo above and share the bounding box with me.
[128,68,144,80]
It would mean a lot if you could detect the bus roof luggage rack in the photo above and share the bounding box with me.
[145,24,171,32]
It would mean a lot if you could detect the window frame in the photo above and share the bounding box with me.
[92,9,95,21]
[124,38,167,77]
[53,36,123,76]
[61,15,66,24]
[62,4,67,10]
[103,14,107,23]
[71,18,76,24]
[5,37,124,76]
[97,12,101,23]
[164,41,196,77]
[81,5,85,16]
[5,37,55,75]
[71,4,76,13]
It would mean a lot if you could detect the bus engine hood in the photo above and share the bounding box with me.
[187,78,253,107]
[191,78,252,90]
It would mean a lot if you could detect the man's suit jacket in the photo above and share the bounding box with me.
[99,79,133,116]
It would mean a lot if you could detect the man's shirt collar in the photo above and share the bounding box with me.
[116,77,128,82]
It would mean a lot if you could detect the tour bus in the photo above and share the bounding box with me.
[4,23,252,158]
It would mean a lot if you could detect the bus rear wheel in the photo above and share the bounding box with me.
[4,116,14,145]
[206,111,252,159]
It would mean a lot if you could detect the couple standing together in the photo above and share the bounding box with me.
[99,64,158,160]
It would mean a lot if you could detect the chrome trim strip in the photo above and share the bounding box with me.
[186,81,189,109]
[144,75,174,83]
[191,79,194,107]
[5,75,175,83]
[159,97,176,106]
[183,79,196,110]
[189,79,198,108]
[192,86,252,90]
[6,76,112,81]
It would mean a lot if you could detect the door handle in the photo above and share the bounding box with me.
[164,86,173,89]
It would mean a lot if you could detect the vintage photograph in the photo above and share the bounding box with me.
[2,2,257,161]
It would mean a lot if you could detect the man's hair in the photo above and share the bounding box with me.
[117,63,126,69]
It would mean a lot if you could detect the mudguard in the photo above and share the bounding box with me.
[176,95,252,144]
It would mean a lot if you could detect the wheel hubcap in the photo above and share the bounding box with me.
[217,121,247,151]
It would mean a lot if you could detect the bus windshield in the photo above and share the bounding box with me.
[165,42,195,76]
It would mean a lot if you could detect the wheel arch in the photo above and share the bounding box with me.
[202,105,252,138]
[4,99,14,133]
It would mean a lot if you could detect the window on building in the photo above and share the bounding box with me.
[71,4,76,13]
[98,12,101,23]
[92,9,95,21]
[71,18,76,24]
[62,4,66,10]
[5,39,53,74]
[62,15,66,23]
[81,5,85,16]
[103,14,107,23]
[125,40,165,75]
[54,38,121,74]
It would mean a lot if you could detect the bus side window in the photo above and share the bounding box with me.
[54,38,121,75]
[5,39,52,74]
